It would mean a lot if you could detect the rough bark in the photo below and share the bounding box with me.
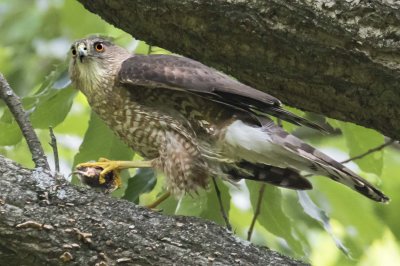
[0,155,306,266]
[77,0,400,140]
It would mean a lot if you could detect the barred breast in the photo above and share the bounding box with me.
[84,84,213,194]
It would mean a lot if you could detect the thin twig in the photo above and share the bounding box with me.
[211,177,232,231]
[247,118,281,240]
[340,139,395,164]
[0,73,49,170]
[302,139,395,178]
[49,127,60,172]
[247,183,266,241]
[277,118,283,128]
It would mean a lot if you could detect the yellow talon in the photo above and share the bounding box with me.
[74,158,154,192]
[76,159,120,181]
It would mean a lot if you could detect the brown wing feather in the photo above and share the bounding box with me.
[118,54,327,131]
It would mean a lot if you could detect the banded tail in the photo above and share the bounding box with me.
[224,119,389,203]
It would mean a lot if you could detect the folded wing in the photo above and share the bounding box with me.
[118,54,327,131]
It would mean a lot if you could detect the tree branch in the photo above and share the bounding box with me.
[0,155,306,265]
[49,127,60,172]
[341,139,395,164]
[77,0,400,140]
[303,139,394,178]
[247,184,266,241]
[212,177,232,231]
[0,73,49,170]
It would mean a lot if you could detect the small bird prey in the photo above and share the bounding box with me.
[69,36,388,204]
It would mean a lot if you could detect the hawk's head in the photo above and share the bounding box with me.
[69,36,131,92]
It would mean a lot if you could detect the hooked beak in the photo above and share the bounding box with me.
[77,43,87,63]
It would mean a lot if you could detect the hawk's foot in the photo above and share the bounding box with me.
[75,158,153,192]
[73,164,121,192]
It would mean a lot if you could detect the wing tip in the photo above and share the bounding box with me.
[267,106,332,133]
[301,119,332,134]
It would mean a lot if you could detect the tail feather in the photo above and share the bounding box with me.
[223,118,389,203]
[266,123,389,203]
[225,161,312,190]
[309,150,389,203]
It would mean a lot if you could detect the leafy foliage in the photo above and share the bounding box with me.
[0,1,399,265]
[247,182,305,255]
[123,168,157,204]
[333,120,385,176]
[0,119,22,145]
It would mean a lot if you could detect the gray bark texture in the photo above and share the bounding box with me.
[77,0,400,140]
[0,155,307,266]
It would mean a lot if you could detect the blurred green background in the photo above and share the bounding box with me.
[1,1,399,265]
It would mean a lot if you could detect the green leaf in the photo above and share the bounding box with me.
[53,94,90,136]
[0,47,13,75]
[33,64,71,96]
[61,0,108,39]
[0,120,22,146]
[149,46,172,55]
[157,192,179,214]
[200,179,231,226]
[298,191,349,256]
[30,87,77,128]
[123,168,157,204]
[311,177,385,259]
[0,68,74,146]
[134,41,151,55]
[172,179,230,221]
[175,189,209,217]
[377,148,400,240]
[247,181,304,255]
[333,121,384,176]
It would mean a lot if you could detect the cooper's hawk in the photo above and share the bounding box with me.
[69,36,388,204]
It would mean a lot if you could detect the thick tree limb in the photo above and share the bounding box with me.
[0,155,306,265]
[77,0,400,140]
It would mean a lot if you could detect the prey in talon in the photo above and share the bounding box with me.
[73,163,121,193]
[74,158,153,194]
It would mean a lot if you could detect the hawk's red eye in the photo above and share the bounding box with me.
[95,43,104,52]
[71,49,76,56]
